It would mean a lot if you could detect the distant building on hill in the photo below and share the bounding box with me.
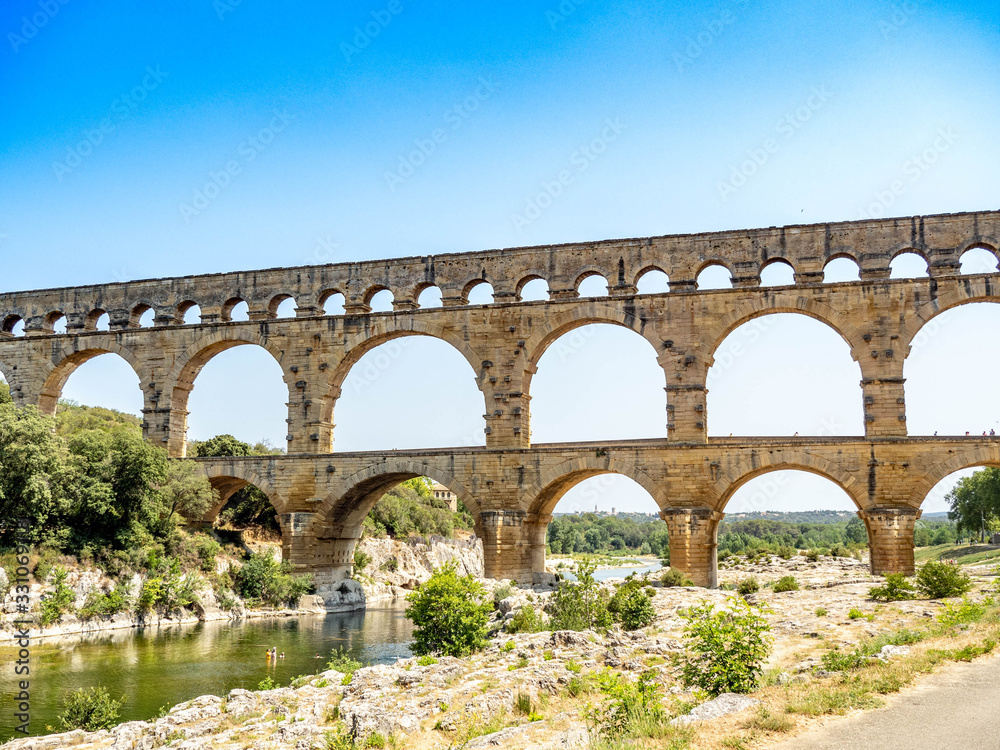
[430,481,458,512]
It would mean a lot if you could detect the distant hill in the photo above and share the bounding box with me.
[721,510,857,524]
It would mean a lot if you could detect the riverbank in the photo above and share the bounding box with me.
[7,553,997,749]
[0,535,485,645]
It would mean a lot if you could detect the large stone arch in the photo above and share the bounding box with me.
[521,301,665,395]
[315,459,480,532]
[908,445,1000,509]
[164,331,293,457]
[322,322,487,428]
[39,341,147,415]
[520,456,667,517]
[702,299,865,365]
[900,282,1000,357]
[715,451,868,512]
[193,460,288,525]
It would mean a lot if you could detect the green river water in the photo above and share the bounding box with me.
[0,605,412,742]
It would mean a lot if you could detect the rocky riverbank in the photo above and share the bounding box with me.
[0,535,486,644]
[6,553,998,750]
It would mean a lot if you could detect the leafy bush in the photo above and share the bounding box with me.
[660,568,693,587]
[234,552,313,607]
[814,607,828,617]
[869,573,917,602]
[78,583,131,620]
[327,646,364,675]
[416,655,438,667]
[256,676,276,691]
[58,687,125,731]
[405,561,492,656]
[679,597,771,696]
[380,557,398,573]
[772,575,799,593]
[805,550,821,563]
[194,535,222,573]
[506,605,544,634]
[916,561,972,599]
[848,607,864,620]
[608,577,656,631]
[353,549,370,573]
[39,567,76,626]
[777,546,796,560]
[547,560,612,632]
[736,577,760,597]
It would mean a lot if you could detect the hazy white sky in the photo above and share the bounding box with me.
[3,0,999,516]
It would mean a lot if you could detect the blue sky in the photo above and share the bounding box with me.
[2,0,999,514]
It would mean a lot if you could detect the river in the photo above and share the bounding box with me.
[0,605,413,742]
[561,558,664,582]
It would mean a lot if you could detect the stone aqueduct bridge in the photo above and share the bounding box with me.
[2,210,1000,593]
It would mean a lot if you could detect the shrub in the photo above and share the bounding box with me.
[39,567,76,626]
[256,676,276,691]
[492,582,514,608]
[589,669,678,742]
[608,577,656,631]
[380,557,398,573]
[736,577,760,597]
[58,687,125,731]
[773,575,799,593]
[848,607,864,620]
[916,561,972,599]
[660,568,693,587]
[805,550,821,563]
[937,595,988,627]
[195,535,222,573]
[777,546,796,560]
[405,561,492,657]
[548,560,612,632]
[679,597,771,695]
[353,549,370,573]
[506,605,544,634]
[327,646,364,675]
[869,573,917,602]
[416,655,438,667]
[78,583,131,620]
[815,607,828,617]
[234,553,313,607]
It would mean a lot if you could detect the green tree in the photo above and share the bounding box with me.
[160,460,216,525]
[946,468,1000,542]
[192,433,254,458]
[405,561,492,656]
[844,516,868,545]
[0,404,68,547]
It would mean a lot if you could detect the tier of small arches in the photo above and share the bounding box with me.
[7,291,1000,454]
[2,244,996,339]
